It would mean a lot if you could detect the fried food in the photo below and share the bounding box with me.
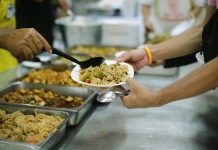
[70,45,129,56]
[22,68,83,86]
[146,34,170,44]
[0,88,84,108]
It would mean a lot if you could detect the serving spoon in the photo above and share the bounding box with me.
[51,48,105,69]
[97,90,130,103]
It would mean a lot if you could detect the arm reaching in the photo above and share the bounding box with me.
[189,4,203,19]
[121,57,218,108]
[117,6,216,69]
[151,5,216,61]
[117,5,218,109]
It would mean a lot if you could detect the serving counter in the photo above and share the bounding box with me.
[1,64,218,150]
[54,64,218,150]
[56,93,218,150]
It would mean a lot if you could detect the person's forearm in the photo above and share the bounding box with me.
[0,29,14,49]
[150,5,216,61]
[0,29,13,36]
[155,57,218,105]
[0,31,9,48]
[142,4,151,23]
[0,36,4,48]
[190,5,202,18]
[150,24,202,60]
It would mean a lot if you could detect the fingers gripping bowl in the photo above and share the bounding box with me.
[71,60,134,87]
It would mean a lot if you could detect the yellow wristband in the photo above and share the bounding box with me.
[144,47,153,65]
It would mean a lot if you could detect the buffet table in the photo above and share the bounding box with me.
[1,63,217,150]
[54,64,218,150]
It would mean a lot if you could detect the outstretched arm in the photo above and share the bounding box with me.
[121,56,218,109]
[151,5,216,61]
[157,57,218,105]
[117,6,216,71]
[189,4,203,19]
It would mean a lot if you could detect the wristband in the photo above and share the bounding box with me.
[144,47,153,65]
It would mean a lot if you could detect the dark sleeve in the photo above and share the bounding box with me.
[16,0,54,28]
[201,10,218,63]
[163,52,198,68]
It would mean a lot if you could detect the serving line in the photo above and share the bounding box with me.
[55,64,218,150]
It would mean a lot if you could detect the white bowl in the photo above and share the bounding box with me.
[71,60,134,87]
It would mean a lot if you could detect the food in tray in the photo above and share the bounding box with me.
[0,88,84,108]
[79,63,128,85]
[0,109,63,144]
[59,56,88,66]
[22,68,83,86]
[146,34,170,44]
[69,45,129,56]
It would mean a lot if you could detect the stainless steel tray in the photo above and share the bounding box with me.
[67,44,134,58]
[0,103,70,150]
[13,67,85,88]
[0,82,97,126]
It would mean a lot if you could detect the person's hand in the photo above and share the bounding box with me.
[119,78,161,109]
[58,0,70,11]
[116,49,148,71]
[145,18,154,32]
[0,28,51,61]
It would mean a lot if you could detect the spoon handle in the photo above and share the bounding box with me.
[52,48,81,64]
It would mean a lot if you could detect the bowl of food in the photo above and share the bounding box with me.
[71,60,134,87]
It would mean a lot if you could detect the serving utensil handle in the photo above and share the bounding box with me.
[52,48,81,64]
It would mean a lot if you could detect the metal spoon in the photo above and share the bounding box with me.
[97,90,130,103]
[52,48,105,69]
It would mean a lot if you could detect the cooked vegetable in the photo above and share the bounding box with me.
[79,63,129,85]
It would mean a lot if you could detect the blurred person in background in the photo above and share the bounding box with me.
[120,0,206,67]
[117,0,218,109]
[16,0,71,46]
[141,0,206,38]
[140,0,207,69]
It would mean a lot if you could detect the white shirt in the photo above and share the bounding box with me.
[140,0,205,7]
[139,0,206,34]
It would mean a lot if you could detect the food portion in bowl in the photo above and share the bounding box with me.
[0,88,84,108]
[22,68,83,86]
[0,110,63,144]
[79,63,129,85]
[71,60,134,87]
